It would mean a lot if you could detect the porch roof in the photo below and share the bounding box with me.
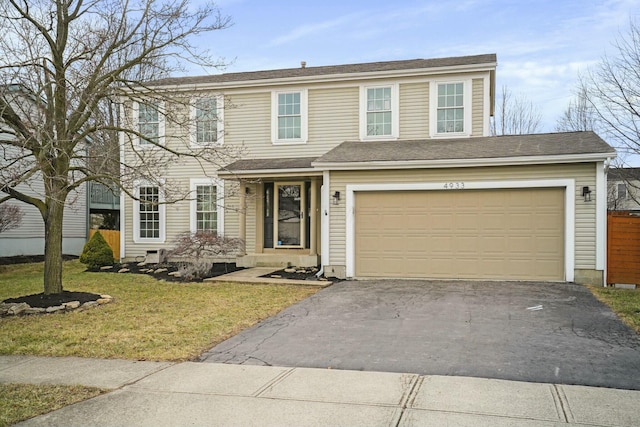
[218,156,321,178]
[312,132,616,169]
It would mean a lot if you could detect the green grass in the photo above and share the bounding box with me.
[0,383,105,427]
[588,285,640,333]
[0,261,318,361]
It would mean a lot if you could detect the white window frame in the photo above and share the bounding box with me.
[189,95,224,147]
[133,101,165,147]
[271,89,308,144]
[133,181,166,243]
[617,183,628,200]
[189,178,225,235]
[359,83,399,140]
[429,79,472,138]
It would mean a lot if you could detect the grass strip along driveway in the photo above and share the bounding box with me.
[0,261,318,361]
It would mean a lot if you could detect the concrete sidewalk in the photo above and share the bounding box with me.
[1,356,639,426]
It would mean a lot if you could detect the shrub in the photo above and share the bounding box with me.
[79,231,114,269]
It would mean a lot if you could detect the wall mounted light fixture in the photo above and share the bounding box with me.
[332,191,341,205]
[582,186,592,202]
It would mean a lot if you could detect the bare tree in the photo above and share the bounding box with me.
[580,18,640,161]
[555,87,598,132]
[0,204,24,233]
[0,0,233,295]
[491,85,543,136]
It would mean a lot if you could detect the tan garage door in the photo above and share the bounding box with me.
[355,188,564,280]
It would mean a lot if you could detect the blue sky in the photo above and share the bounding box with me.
[191,0,639,134]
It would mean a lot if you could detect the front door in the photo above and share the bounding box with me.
[275,183,305,248]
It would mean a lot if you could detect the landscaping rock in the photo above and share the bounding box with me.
[23,307,45,315]
[137,262,146,267]
[270,274,282,278]
[63,301,81,309]
[96,298,111,305]
[154,268,168,274]
[168,271,181,277]
[45,305,65,313]
[82,301,99,308]
[8,302,29,315]
[284,268,296,273]
[118,268,130,273]
[100,265,113,270]
[100,294,113,300]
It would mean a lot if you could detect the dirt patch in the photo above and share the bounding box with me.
[4,291,102,308]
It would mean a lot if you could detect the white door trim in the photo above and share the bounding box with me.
[345,179,575,281]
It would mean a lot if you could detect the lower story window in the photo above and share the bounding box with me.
[139,186,160,239]
[196,185,217,232]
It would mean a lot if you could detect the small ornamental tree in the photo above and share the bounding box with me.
[169,231,244,279]
[80,232,114,269]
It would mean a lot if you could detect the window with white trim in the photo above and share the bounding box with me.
[360,84,398,140]
[430,80,470,137]
[437,83,464,133]
[134,184,165,243]
[190,96,223,146]
[134,101,164,146]
[271,90,307,143]
[190,178,224,235]
[617,183,628,199]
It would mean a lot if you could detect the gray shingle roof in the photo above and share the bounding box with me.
[220,157,317,173]
[149,54,497,87]
[313,132,615,165]
[608,167,640,181]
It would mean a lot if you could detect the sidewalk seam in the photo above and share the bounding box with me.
[393,375,423,427]
[253,367,296,397]
[553,384,575,423]
[119,362,176,390]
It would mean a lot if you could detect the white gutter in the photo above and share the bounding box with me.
[312,152,617,171]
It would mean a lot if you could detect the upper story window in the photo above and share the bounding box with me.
[430,80,471,138]
[190,96,224,146]
[190,178,225,235]
[360,84,398,140]
[134,101,165,146]
[271,89,308,144]
[617,183,628,199]
[133,182,165,243]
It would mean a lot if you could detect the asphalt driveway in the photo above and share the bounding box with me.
[200,280,640,390]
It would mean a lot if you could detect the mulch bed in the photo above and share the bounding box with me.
[4,291,103,308]
[92,261,243,283]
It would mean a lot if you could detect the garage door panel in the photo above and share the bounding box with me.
[355,188,564,280]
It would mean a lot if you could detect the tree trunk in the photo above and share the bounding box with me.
[43,199,65,295]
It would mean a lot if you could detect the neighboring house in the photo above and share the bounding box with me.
[607,167,640,212]
[0,85,88,257]
[120,54,616,285]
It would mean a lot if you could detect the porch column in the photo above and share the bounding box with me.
[310,178,318,256]
[239,181,246,254]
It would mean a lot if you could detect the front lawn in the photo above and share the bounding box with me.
[0,261,318,361]
[588,285,640,334]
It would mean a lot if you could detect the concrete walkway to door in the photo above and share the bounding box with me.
[201,280,640,391]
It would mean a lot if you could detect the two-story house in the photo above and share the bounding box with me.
[120,54,615,285]
[0,84,88,258]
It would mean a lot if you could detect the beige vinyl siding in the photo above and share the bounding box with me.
[329,163,597,269]
[0,182,86,239]
[399,82,429,139]
[472,78,484,136]
[308,86,359,150]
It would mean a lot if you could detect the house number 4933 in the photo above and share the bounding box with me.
[443,182,465,189]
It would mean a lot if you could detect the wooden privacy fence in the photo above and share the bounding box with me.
[89,229,120,261]
[607,212,640,285]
